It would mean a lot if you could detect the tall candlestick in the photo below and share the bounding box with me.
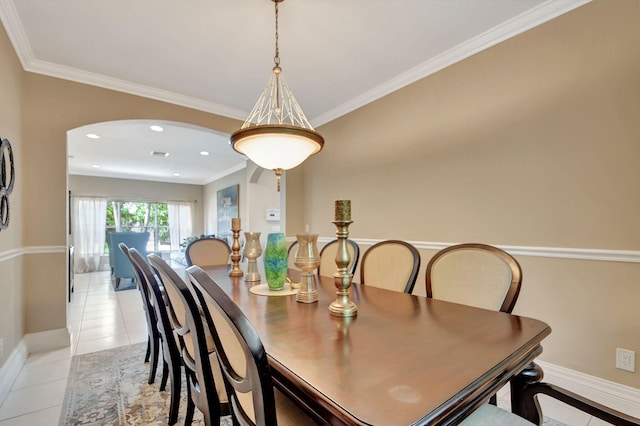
[334,200,351,222]
[229,219,243,277]
[329,200,357,318]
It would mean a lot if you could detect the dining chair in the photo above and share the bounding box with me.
[459,384,640,425]
[318,239,360,277]
[127,248,182,425]
[287,240,299,271]
[186,265,317,426]
[426,242,522,406]
[108,231,149,288]
[148,254,229,426]
[359,240,420,293]
[185,237,231,267]
[425,243,522,313]
[118,243,161,385]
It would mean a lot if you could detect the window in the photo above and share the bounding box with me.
[106,201,170,253]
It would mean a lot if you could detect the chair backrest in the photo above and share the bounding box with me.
[109,231,150,279]
[129,249,182,364]
[148,253,227,425]
[287,240,299,271]
[360,240,421,294]
[318,239,360,277]
[185,237,231,267]
[187,265,277,426]
[128,248,184,424]
[425,243,522,313]
[118,243,158,340]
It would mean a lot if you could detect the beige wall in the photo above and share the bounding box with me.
[68,175,206,236]
[202,163,282,251]
[297,0,640,388]
[245,163,282,241]
[15,63,241,337]
[0,22,24,366]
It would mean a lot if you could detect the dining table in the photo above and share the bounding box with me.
[196,264,551,425]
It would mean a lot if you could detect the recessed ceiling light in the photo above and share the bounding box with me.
[150,125,164,132]
[172,173,181,177]
[86,133,100,139]
[200,151,210,156]
[91,164,101,168]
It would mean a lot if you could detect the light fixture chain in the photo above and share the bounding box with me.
[231,0,324,191]
[274,1,280,67]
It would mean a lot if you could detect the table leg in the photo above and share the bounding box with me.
[511,361,544,425]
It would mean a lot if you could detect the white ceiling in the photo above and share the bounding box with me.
[0,0,589,184]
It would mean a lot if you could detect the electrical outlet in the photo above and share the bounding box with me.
[616,348,635,372]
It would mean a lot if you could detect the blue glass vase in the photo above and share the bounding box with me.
[264,233,288,290]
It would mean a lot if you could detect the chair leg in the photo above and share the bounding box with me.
[115,277,121,288]
[185,381,195,426]
[148,336,160,385]
[145,336,151,363]
[167,361,181,425]
[160,360,169,391]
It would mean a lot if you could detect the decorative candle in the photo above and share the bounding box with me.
[334,200,351,222]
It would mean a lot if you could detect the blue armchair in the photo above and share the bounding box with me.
[107,232,150,288]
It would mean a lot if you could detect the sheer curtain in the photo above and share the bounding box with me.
[168,201,194,251]
[72,195,108,273]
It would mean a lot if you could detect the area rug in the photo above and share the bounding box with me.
[59,343,232,425]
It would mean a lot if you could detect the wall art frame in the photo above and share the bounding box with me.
[0,137,15,231]
[216,184,239,240]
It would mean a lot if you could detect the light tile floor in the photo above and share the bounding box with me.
[0,271,621,426]
[0,270,148,426]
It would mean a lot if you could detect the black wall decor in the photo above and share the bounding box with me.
[0,137,15,231]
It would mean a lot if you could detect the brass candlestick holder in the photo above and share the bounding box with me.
[229,218,243,277]
[294,233,320,303]
[329,200,357,317]
[243,232,262,282]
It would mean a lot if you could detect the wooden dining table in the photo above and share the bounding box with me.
[197,265,551,425]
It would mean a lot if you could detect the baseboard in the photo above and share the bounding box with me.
[0,339,28,407]
[0,328,70,407]
[24,328,70,354]
[538,360,640,418]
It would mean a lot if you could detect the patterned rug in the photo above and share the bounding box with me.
[59,343,233,425]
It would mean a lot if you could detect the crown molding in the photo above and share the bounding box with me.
[0,0,247,120]
[26,59,248,121]
[2,0,590,126]
[311,0,592,126]
[0,0,33,68]
[203,161,248,185]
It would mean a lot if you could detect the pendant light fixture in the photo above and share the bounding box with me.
[230,0,324,191]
